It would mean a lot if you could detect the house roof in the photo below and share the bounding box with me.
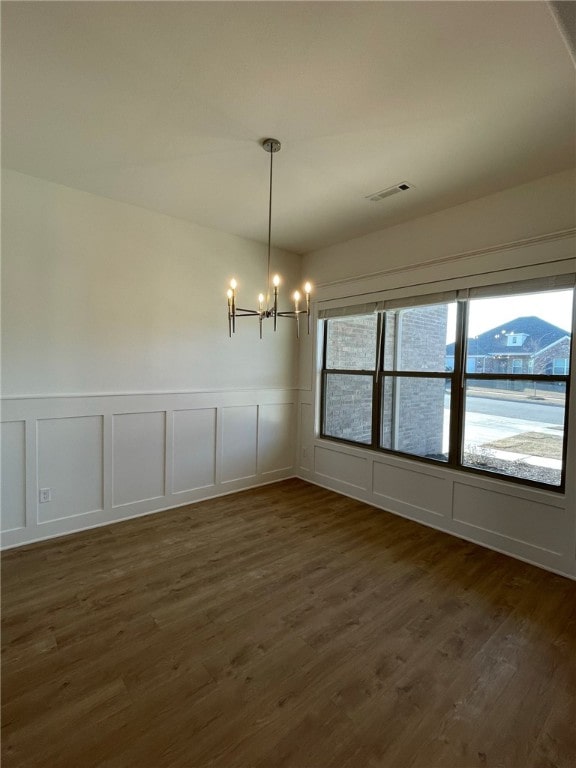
[446,316,568,357]
[2,2,575,254]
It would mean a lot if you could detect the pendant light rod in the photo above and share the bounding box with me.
[267,145,272,309]
[263,138,280,310]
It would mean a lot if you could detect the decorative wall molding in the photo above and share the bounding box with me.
[317,228,576,290]
[1,385,298,401]
[296,381,575,579]
[1,388,296,549]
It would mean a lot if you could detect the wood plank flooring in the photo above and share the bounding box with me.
[2,478,575,768]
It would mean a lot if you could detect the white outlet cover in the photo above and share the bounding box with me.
[39,488,52,503]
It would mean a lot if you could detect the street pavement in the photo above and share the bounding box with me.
[443,394,564,469]
[466,392,564,424]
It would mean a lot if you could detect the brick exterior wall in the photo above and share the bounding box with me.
[532,337,571,374]
[324,316,376,444]
[470,336,571,375]
[381,377,447,457]
[326,315,376,370]
[385,306,448,457]
[323,373,373,444]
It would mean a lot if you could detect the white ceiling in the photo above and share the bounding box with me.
[2,1,575,255]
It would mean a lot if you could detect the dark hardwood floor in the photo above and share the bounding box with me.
[2,478,575,768]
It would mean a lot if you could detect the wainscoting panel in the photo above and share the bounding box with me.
[258,403,294,475]
[452,482,566,555]
[297,389,573,577]
[373,460,450,518]
[314,445,369,491]
[172,408,216,493]
[37,416,104,523]
[1,420,26,532]
[1,389,296,548]
[113,411,166,507]
[299,402,313,472]
[221,405,258,483]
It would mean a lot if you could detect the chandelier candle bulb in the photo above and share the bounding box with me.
[293,291,302,338]
[229,280,238,336]
[226,289,232,337]
[273,281,278,332]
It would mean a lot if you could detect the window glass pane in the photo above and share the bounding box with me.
[380,376,450,461]
[326,315,377,370]
[465,289,573,376]
[552,358,569,375]
[323,374,373,444]
[383,303,456,372]
[462,379,566,486]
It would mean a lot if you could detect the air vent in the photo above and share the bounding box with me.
[365,182,414,202]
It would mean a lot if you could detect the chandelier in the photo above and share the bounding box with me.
[226,138,312,339]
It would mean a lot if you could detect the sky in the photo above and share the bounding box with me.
[446,289,574,344]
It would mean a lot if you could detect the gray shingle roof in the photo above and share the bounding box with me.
[446,316,567,356]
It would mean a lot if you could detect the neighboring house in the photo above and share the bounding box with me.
[446,316,571,375]
[532,336,572,375]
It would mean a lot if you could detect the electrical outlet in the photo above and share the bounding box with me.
[39,488,52,503]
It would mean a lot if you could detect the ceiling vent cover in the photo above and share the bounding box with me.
[365,182,414,202]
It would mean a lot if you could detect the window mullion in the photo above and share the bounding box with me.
[450,299,467,467]
[372,313,384,449]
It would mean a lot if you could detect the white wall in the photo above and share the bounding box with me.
[2,169,301,396]
[298,170,576,579]
[304,168,576,285]
[1,170,301,546]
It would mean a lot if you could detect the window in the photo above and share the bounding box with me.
[511,359,523,374]
[553,358,569,375]
[379,303,455,462]
[320,282,574,490]
[321,314,378,445]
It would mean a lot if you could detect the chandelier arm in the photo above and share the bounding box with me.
[276,309,308,317]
